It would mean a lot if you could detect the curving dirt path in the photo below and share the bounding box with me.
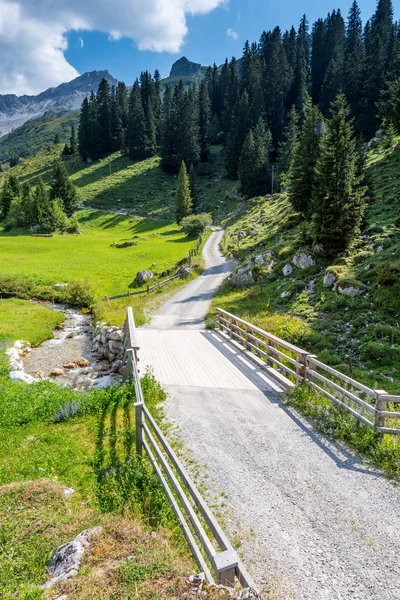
[137,229,400,600]
[149,228,234,329]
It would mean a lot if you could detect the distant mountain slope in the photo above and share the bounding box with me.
[169,56,207,77]
[0,110,79,162]
[0,70,117,138]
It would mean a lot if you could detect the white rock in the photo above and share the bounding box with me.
[376,246,384,254]
[323,272,337,288]
[9,358,24,371]
[54,283,68,291]
[292,252,315,269]
[63,488,75,500]
[6,347,21,360]
[9,371,36,384]
[254,254,265,266]
[282,263,293,276]
[280,291,290,298]
[93,375,115,389]
[338,286,363,297]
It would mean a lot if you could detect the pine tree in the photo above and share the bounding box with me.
[1,175,20,217]
[116,82,128,129]
[33,179,54,231]
[160,86,177,172]
[175,161,193,224]
[97,78,111,154]
[199,80,211,162]
[70,125,77,155]
[343,1,365,127]
[189,163,198,213]
[313,92,367,254]
[288,99,324,217]
[319,10,346,115]
[238,119,271,198]
[311,19,327,104]
[378,46,400,129]
[50,161,79,217]
[278,105,300,185]
[362,0,395,136]
[110,86,123,152]
[88,91,101,159]
[54,133,60,145]
[225,91,251,178]
[175,84,200,170]
[127,81,146,160]
[78,96,91,160]
[288,34,308,119]
[220,58,239,140]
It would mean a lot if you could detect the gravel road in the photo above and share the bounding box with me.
[144,227,400,599]
[149,228,233,329]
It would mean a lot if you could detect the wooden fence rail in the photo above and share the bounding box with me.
[121,307,257,592]
[216,308,400,435]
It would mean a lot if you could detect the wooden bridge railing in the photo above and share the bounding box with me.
[216,308,400,436]
[121,308,258,592]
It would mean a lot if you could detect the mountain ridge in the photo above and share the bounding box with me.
[0,70,118,138]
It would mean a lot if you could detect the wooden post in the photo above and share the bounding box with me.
[296,352,309,381]
[135,400,144,456]
[374,390,388,432]
[266,337,273,366]
[214,550,238,587]
[304,355,317,383]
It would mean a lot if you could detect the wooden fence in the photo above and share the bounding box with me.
[216,308,400,435]
[105,234,203,302]
[121,307,257,592]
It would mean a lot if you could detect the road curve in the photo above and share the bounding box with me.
[149,228,233,329]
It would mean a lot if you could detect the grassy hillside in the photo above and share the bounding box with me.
[209,138,400,395]
[0,111,78,162]
[1,144,238,221]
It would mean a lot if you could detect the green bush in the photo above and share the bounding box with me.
[64,280,96,308]
[376,262,400,286]
[181,213,212,236]
[359,340,400,365]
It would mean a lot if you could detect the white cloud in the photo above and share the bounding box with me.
[227,28,238,40]
[0,0,226,95]
[79,37,84,48]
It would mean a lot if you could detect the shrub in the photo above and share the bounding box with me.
[64,280,96,308]
[359,341,400,365]
[181,213,212,237]
[377,262,400,287]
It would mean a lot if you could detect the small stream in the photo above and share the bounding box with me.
[23,304,118,390]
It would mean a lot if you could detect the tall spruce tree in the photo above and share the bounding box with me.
[288,99,324,217]
[278,105,300,185]
[88,91,101,159]
[189,163,198,213]
[319,10,346,115]
[110,86,123,152]
[97,78,111,154]
[78,97,91,160]
[176,84,200,169]
[1,175,20,218]
[49,161,79,217]
[238,118,272,198]
[160,86,177,172]
[311,19,327,104]
[313,92,367,254]
[127,81,147,160]
[175,161,193,224]
[362,0,395,136]
[343,1,365,127]
[225,91,251,178]
[70,125,77,155]
[199,79,211,162]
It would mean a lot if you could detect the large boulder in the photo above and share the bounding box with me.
[42,527,102,589]
[178,267,191,279]
[133,270,153,285]
[323,271,337,288]
[282,263,293,277]
[9,371,36,384]
[229,261,255,287]
[292,252,315,269]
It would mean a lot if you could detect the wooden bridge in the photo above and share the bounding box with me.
[121,229,400,599]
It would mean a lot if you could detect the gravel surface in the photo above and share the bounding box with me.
[165,384,400,600]
[149,228,233,329]
[145,227,400,599]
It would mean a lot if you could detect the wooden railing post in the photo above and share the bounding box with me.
[296,351,310,381]
[135,400,144,456]
[374,390,388,432]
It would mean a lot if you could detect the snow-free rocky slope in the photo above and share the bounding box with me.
[0,70,118,138]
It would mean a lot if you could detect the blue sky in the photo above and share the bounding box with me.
[65,0,398,85]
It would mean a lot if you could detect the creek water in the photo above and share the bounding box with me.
[23,304,116,390]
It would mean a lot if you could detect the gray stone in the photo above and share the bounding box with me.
[254,254,265,266]
[134,270,153,284]
[376,246,384,254]
[238,230,247,238]
[63,488,75,500]
[178,267,191,279]
[323,271,337,288]
[42,527,102,589]
[54,283,68,291]
[280,291,290,298]
[108,340,123,354]
[229,261,255,287]
[111,360,123,373]
[282,263,293,277]
[292,252,315,269]
[338,286,363,297]
[109,330,123,342]
[9,371,36,384]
